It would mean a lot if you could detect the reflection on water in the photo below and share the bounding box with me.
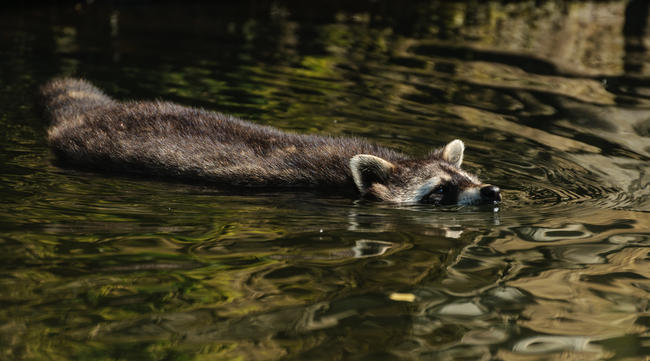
[1,1,649,360]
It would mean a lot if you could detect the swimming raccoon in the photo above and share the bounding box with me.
[40,78,500,205]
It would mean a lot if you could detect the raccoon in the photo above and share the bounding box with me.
[40,78,500,205]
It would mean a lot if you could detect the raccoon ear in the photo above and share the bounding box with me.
[350,154,395,193]
[441,139,465,168]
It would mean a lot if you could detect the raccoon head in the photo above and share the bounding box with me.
[350,139,501,205]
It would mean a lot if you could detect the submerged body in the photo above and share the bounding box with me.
[40,78,500,205]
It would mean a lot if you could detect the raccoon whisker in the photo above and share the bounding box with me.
[457,188,482,205]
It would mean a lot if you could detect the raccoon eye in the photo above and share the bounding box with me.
[425,185,445,201]
[420,185,446,204]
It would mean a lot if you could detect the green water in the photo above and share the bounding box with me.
[1,1,649,360]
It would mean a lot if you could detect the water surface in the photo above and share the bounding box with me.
[1,1,649,360]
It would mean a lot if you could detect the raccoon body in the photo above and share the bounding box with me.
[40,78,500,205]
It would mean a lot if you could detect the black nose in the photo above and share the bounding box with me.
[480,185,501,203]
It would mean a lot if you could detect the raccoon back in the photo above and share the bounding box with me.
[40,78,406,187]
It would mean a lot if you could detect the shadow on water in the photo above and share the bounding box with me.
[0,1,649,360]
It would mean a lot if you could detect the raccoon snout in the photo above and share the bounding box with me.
[480,185,501,203]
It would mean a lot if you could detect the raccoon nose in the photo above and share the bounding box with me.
[480,185,501,203]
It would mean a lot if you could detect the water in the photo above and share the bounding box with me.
[1,1,648,360]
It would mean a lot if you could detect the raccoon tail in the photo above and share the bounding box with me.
[39,78,114,125]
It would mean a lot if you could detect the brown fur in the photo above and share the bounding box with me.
[40,78,500,204]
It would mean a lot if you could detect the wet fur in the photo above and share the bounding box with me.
[40,78,496,204]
